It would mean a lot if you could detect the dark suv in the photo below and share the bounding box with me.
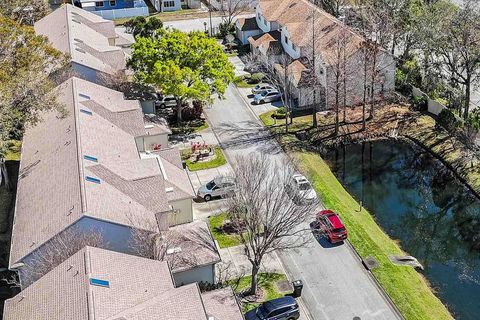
[245,296,300,320]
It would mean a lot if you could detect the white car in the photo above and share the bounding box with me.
[197,176,236,201]
[287,174,317,204]
[251,83,276,94]
[155,94,177,109]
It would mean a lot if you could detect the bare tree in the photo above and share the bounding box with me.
[17,227,106,288]
[0,0,50,25]
[128,217,219,280]
[243,51,294,131]
[220,0,255,27]
[226,154,318,295]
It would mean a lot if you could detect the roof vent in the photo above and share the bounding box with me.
[166,247,182,255]
[85,176,101,184]
[165,187,174,193]
[84,155,98,162]
[78,93,90,100]
[74,38,84,43]
[80,109,93,115]
[89,278,110,288]
[144,124,154,129]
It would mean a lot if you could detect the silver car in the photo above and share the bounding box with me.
[155,94,177,109]
[253,89,282,104]
[197,176,236,201]
[251,83,276,94]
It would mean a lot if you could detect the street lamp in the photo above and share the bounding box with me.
[203,21,207,34]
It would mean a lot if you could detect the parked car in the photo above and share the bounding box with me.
[245,296,300,320]
[253,89,282,105]
[286,174,317,204]
[251,83,276,94]
[197,176,236,201]
[315,209,348,243]
[155,94,177,109]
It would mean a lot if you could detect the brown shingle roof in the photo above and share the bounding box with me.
[202,287,244,320]
[259,0,364,65]
[167,221,221,274]
[4,247,242,320]
[9,77,175,267]
[274,59,314,87]
[248,30,283,55]
[236,17,260,31]
[4,247,238,320]
[34,4,126,75]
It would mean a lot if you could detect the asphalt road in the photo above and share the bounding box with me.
[204,84,402,320]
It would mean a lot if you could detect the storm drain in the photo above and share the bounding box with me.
[362,256,379,270]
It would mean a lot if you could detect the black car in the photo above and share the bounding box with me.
[245,296,300,320]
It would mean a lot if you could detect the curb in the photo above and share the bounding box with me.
[273,251,314,320]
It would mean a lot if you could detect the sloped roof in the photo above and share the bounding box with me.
[34,4,125,75]
[167,221,221,275]
[258,0,364,65]
[236,17,260,31]
[274,59,314,87]
[4,247,241,320]
[202,287,244,320]
[9,77,174,267]
[248,30,283,55]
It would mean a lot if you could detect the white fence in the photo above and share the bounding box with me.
[411,86,448,116]
[92,1,149,20]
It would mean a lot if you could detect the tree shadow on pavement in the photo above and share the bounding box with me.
[214,120,283,155]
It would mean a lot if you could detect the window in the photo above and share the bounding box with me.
[284,36,289,45]
[109,0,116,6]
[163,0,175,7]
[90,278,109,288]
[95,1,104,7]
[292,43,296,51]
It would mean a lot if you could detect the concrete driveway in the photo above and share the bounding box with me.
[203,84,402,320]
[190,165,233,220]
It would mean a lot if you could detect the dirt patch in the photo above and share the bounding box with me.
[275,279,293,293]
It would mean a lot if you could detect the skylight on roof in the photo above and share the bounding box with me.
[80,109,93,115]
[75,47,86,54]
[85,176,101,184]
[89,278,110,288]
[84,155,98,162]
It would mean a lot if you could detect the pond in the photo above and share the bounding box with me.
[323,139,480,320]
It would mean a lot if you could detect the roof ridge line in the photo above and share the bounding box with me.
[71,78,88,213]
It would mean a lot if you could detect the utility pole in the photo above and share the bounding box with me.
[208,0,213,36]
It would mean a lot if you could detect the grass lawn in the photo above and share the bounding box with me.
[182,147,227,171]
[208,213,242,248]
[231,273,289,313]
[259,110,320,133]
[233,76,255,89]
[170,120,209,135]
[4,140,21,161]
[259,112,453,320]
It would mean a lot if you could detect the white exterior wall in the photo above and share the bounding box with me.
[236,27,263,45]
[281,28,300,59]
[168,198,193,226]
[255,7,279,32]
[172,264,215,286]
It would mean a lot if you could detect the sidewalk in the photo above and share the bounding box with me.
[216,244,312,320]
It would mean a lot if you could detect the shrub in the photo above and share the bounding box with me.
[273,107,287,119]
[182,101,204,121]
[219,22,235,38]
[412,95,427,111]
[438,108,462,132]
[248,72,265,84]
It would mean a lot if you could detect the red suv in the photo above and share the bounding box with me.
[315,210,348,243]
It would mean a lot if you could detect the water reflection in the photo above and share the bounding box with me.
[324,139,480,320]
